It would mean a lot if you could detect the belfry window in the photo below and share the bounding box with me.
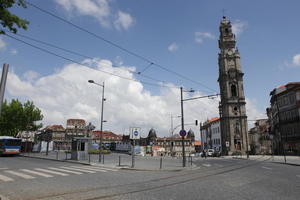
[225,28,229,34]
[231,85,237,97]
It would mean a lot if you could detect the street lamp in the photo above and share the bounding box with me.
[180,87,195,167]
[88,80,106,162]
[180,89,220,167]
[170,115,181,137]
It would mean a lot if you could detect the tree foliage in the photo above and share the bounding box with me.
[0,0,29,34]
[0,99,43,137]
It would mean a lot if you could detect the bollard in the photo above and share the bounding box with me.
[118,155,121,166]
[102,154,104,164]
[190,156,193,166]
[89,154,91,163]
[56,151,58,160]
[160,157,163,169]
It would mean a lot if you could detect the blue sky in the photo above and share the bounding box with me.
[0,0,299,136]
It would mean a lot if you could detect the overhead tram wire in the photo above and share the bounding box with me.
[25,0,218,93]
[10,32,174,87]
[3,32,179,89]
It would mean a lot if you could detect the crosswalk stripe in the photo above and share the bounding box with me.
[202,164,211,167]
[5,170,35,179]
[20,169,53,178]
[88,166,118,172]
[0,174,14,182]
[34,168,69,176]
[48,167,83,175]
[60,166,96,173]
[69,166,107,172]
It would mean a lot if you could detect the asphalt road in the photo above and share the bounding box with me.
[0,156,299,200]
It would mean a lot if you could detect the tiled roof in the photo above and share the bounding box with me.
[208,117,220,123]
[45,125,65,131]
[67,119,85,124]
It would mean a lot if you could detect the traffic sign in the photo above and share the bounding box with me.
[179,129,187,137]
[133,130,139,136]
[226,141,230,147]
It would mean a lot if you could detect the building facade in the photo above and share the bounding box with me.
[269,82,300,155]
[201,117,222,152]
[248,119,272,155]
[217,16,249,155]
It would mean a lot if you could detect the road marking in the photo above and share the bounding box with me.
[69,166,107,172]
[0,174,14,182]
[89,166,118,172]
[262,166,272,170]
[60,166,96,173]
[202,164,211,167]
[5,170,35,179]
[35,168,69,176]
[296,175,300,178]
[20,169,53,178]
[48,167,83,175]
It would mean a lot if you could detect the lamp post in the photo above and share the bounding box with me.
[180,90,219,167]
[171,115,181,137]
[88,80,105,162]
[180,87,195,167]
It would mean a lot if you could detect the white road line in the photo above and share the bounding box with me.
[262,166,272,170]
[48,167,83,175]
[202,164,211,167]
[60,166,96,173]
[5,170,35,179]
[69,166,107,172]
[20,169,53,178]
[34,168,69,176]
[296,175,300,178]
[0,174,14,182]
[89,166,118,172]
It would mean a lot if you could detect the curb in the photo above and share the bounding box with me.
[19,155,91,166]
[273,162,300,167]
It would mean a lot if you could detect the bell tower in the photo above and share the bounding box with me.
[218,16,249,156]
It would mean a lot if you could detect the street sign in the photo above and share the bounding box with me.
[179,129,186,137]
[226,141,230,147]
[130,128,141,140]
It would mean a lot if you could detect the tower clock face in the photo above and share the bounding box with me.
[227,50,233,55]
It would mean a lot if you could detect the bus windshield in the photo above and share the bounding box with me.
[5,139,22,146]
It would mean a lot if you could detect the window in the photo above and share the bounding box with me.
[231,85,237,97]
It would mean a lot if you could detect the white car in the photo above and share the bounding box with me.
[207,149,215,157]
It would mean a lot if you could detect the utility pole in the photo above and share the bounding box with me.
[88,80,105,163]
[180,87,186,167]
[0,64,9,114]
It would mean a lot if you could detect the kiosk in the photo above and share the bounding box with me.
[71,137,91,160]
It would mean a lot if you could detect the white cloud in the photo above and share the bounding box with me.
[55,0,134,30]
[114,11,134,30]
[195,32,215,44]
[23,70,39,82]
[10,49,17,55]
[0,38,6,51]
[5,58,265,137]
[292,54,300,66]
[231,20,248,36]
[168,43,179,52]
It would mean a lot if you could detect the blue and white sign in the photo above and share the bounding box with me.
[130,128,141,139]
[179,129,187,137]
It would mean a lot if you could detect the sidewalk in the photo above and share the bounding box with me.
[227,154,300,166]
[20,152,197,171]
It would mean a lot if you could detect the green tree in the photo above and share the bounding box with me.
[0,99,43,137]
[0,0,29,34]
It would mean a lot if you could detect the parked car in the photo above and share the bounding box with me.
[207,149,215,157]
[213,150,221,157]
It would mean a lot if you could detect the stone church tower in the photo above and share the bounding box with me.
[218,16,249,155]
